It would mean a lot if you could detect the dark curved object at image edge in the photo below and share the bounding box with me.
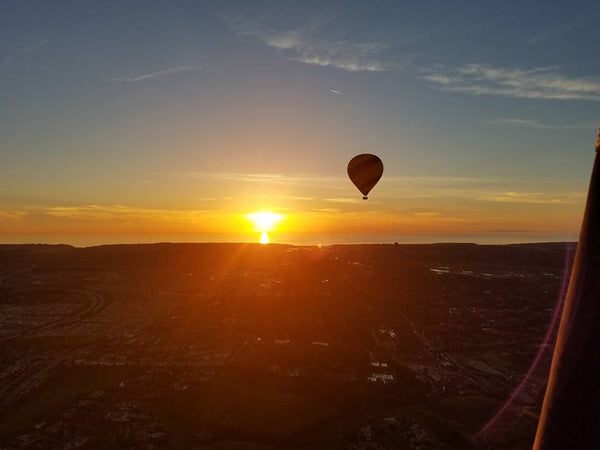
[534,128,600,449]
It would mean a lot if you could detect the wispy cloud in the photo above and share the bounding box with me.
[229,19,407,72]
[312,208,342,214]
[205,172,533,186]
[477,191,585,204]
[412,211,441,217]
[42,204,211,221]
[527,18,585,45]
[6,204,250,234]
[110,65,201,82]
[0,210,28,220]
[210,173,298,184]
[191,172,347,186]
[287,196,314,201]
[487,118,597,129]
[421,63,600,101]
[325,197,360,204]
[3,39,52,67]
[329,89,343,94]
[163,171,584,193]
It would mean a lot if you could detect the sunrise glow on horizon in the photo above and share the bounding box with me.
[1,2,598,246]
[247,211,284,244]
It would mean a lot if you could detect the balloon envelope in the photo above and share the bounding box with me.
[347,154,383,199]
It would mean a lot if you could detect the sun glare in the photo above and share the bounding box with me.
[260,231,269,244]
[247,211,283,232]
[247,211,283,244]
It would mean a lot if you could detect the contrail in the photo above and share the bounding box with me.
[110,65,200,82]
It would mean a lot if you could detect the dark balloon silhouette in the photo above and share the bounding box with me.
[533,128,600,449]
[347,154,384,199]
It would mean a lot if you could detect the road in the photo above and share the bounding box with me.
[0,288,107,407]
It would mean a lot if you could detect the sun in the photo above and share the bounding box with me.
[247,211,283,232]
[246,211,284,244]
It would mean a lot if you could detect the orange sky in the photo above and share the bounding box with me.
[0,178,585,244]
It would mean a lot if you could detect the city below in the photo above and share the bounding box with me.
[0,242,572,449]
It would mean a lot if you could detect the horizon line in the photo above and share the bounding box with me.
[0,235,578,249]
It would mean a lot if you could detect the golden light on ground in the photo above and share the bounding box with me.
[246,211,284,244]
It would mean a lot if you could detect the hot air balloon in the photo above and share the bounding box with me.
[347,154,384,199]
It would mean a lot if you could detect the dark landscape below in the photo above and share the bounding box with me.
[0,242,574,449]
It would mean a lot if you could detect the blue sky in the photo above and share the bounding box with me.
[1,1,599,244]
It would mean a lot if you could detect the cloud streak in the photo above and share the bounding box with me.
[421,64,600,101]
[162,171,584,191]
[476,191,584,204]
[42,204,211,221]
[230,19,404,72]
[0,210,28,220]
[487,118,598,129]
[185,172,347,186]
[3,39,52,67]
[325,197,360,204]
[110,65,201,82]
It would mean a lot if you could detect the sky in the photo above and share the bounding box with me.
[1,0,599,245]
